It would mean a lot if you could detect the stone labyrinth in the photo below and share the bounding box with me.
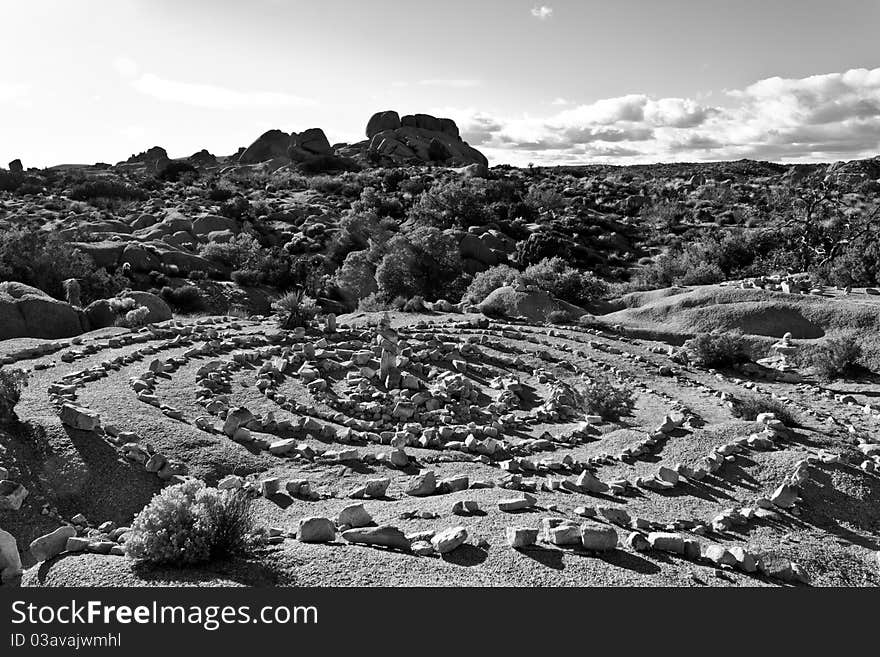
[5,311,880,586]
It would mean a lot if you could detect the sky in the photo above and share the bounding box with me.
[2,0,880,167]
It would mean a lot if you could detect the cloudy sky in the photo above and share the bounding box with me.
[2,0,879,167]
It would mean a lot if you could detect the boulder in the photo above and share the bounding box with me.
[0,282,89,340]
[479,286,583,323]
[238,129,291,164]
[192,215,239,236]
[289,128,332,159]
[60,404,101,431]
[366,110,402,138]
[363,111,488,166]
[119,291,172,324]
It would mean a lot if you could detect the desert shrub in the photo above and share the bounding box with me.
[200,233,262,270]
[547,309,575,324]
[513,231,571,266]
[207,185,235,203]
[275,290,319,329]
[686,331,751,368]
[522,257,608,306]
[816,237,880,287]
[350,186,404,218]
[230,269,263,287]
[732,394,799,425]
[0,228,122,301]
[188,269,208,281]
[148,270,170,287]
[160,285,204,312]
[372,228,463,302]
[327,211,390,264]
[579,376,634,421]
[0,368,27,421]
[523,185,566,213]
[357,291,392,312]
[334,250,379,304]
[69,179,147,202]
[219,196,250,220]
[156,160,197,182]
[800,334,862,381]
[402,295,426,313]
[0,170,24,192]
[126,481,255,566]
[462,264,522,305]
[407,179,493,229]
[298,155,360,175]
[116,306,151,329]
[108,296,137,314]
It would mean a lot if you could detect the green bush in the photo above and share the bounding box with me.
[298,155,360,175]
[200,234,262,270]
[126,481,255,566]
[0,369,27,422]
[357,291,392,312]
[160,285,204,312]
[801,334,861,381]
[116,306,151,328]
[686,331,751,368]
[275,290,319,329]
[230,269,263,287]
[407,179,493,229]
[0,228,124,301]
[522,257,608,306]
[579,375,634,421]
[462,264,521,304]
[547,309,575,324]
[69,179,147,203]
[0,170,24,192]
[732,394,799,426]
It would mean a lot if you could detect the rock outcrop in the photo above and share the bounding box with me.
[235,111,488,168]
[365,111,487,167]
[0,282,89,340]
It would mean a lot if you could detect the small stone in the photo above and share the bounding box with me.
[506,526,539,548]
[405,470,437,497]
[498,494,537,512]
[298,517,336,543]
[65,537,90,552]
[336,504,372,528]
[260,477,281,497]
[30,526,77,562]
[648,532,685,554]
[580,521,618,551]
[342,526,410,550]
[431,526,468,554]
[625,531,650,551]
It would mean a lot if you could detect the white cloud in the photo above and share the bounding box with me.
[128,73,317,109]
[449,65,880,164]
[113,56,138,78]
[418,79,481,88]
[0,82,29,102]
[551,97,570,106]
[531,6,553,20]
